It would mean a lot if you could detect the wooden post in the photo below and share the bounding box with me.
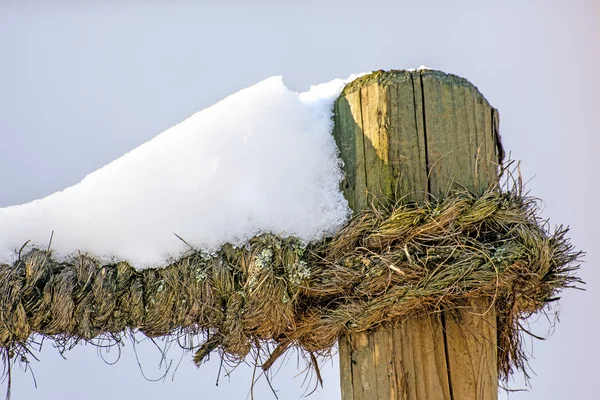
[333,70,503,400]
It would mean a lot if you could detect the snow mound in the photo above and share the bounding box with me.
[0,75,364,268]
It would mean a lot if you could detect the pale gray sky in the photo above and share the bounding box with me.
[0,1,598,399]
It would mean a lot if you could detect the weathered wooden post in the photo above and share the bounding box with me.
[333,70,503,399]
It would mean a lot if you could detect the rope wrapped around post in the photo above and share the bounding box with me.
[0,185,581,380]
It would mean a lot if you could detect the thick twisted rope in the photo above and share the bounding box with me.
[0,188,581,380]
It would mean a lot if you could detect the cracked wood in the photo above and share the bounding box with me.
[333,70,501,400]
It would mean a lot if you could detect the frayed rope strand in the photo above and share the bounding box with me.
[0,188,583,383]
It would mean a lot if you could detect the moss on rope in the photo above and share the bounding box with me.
[0,187,581,381]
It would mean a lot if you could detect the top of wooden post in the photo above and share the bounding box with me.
[342,69,491,105]
[333,69,504,211]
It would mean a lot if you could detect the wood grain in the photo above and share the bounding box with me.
[334,70,502,400]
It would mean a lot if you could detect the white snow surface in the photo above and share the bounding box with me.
[0,74,365,268]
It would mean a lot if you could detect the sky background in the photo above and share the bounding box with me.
[0,0,598,399]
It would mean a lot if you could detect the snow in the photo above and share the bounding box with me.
[407,65,431,72]
[0,74,365,268]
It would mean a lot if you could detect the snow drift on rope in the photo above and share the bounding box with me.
[0,75,363,268]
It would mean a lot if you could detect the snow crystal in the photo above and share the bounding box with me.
[0,75,360,268]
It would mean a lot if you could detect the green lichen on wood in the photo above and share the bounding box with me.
[342,70,491,106]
